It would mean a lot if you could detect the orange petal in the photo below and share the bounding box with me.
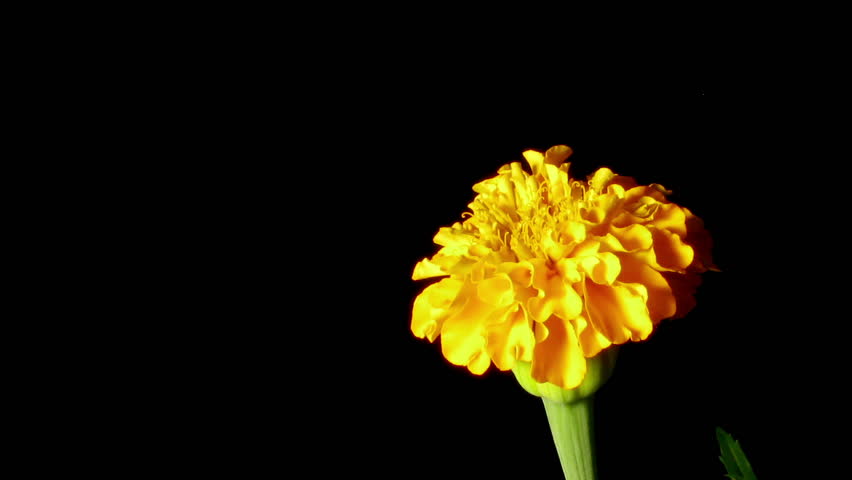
[499,261,534,288]
[576,316,612,358]
[616,254,676,323]
[467,350,491,375]
[528,259,583,322]
[584,280,652,344]
[411,278,463,342]
[440,284,492,369]
[522,150,545,175]
[544,145,573,166]
[651,228,694,271]
[558,220,587,245]
[610,224,653,251]
[588,168,616,193]
[531,315,586,389]
[433,224,474,248]
[580,252,621,285]
[477,274,515,308]
[412,258,447,280]
[651,203,688,237]
[486,304,535,370]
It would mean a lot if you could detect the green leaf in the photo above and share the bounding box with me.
[716,427,757,480]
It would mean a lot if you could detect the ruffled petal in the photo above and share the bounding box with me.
[651,203,688,237]
[528,259,583,322]
[616,254,676,323]
[531,315,586,389]
[580,252,621,285]
[559,220,587,246]
[433,224,475,248]
[576,315,612,358]
[499,261,534,288]
[486,304,535,370]
[440,283,493,371]
[544,144,573,166]
[589,168,616,193]
[411,278,463,342]
[584,280,652,343]
[610,224,653,252]
[467,350,491,375]
[522,150,545,175]
[651,228,694,271]
[412,258,447,280]
[477,274,515,308]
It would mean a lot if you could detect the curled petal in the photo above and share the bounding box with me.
[440,283,493,371]
[433,224,475,248]
[542,229,572,261]
[531,315,586,389]
[486,304,535,370]
[616,254,676,323]
[556,258,583,284]
[499,261,534,288]
[544,144,573,166]
[589,168,616,193]
[528,259,583,322]
[411,278,463,341]
[651,203,688,237]
[651,228,694,271]
[610,224,653,251]
[558,220,587,246]
[584,280,652,344]
[580,252,621,285]
[477,274,515,308]
[623,185,667,204]
[412,258,447,280]
[534,319,549,343]
[467,350,491,375]
[572,238,601,257]
[576,316,612,358]
[522,150,545,175]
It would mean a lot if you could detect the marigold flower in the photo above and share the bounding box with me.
[411,145,714,390]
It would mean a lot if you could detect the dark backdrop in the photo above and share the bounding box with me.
[202,75,838,478]
[296,90,800,479]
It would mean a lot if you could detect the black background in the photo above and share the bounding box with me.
[280,88,817,479]
[172,50,843,475]
[25,11,847,478]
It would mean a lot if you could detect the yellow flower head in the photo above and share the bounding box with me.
[411,145,714,390]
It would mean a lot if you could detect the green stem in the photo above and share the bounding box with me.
[542,396,596,480]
